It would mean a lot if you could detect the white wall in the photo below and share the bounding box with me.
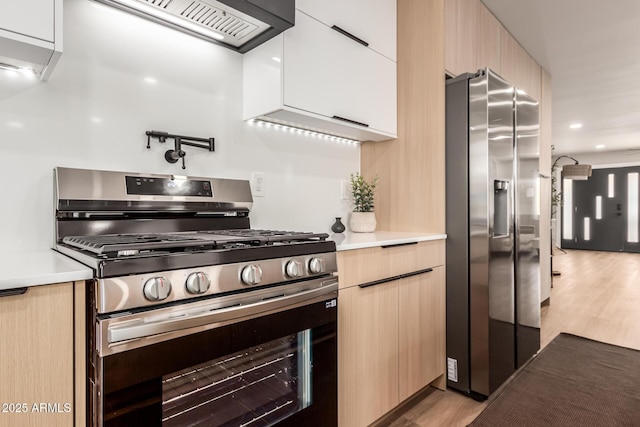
[0,0,359,253]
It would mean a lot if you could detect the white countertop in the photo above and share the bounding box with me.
[0,250,93,291]
[330,231,447,251]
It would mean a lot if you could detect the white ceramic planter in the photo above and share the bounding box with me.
[349,212,377,233]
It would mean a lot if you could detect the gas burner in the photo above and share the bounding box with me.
[63,232,221,256]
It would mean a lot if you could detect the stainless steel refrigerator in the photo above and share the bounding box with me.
[445,68,540,399]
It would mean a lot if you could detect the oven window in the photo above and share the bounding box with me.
[162,330,312,426]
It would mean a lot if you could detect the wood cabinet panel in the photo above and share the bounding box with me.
[336,240,445,289]
[0,282,73,427]
[445,0,478,76]
[74,282,86,427]
[476,3,501,74]
[361,0,445,232]
[501,27,541,100]
[499,27,518,85]
[398,267,446,401]
[338,281,399,427]
[516,49,541,101]
[338,241,447,424]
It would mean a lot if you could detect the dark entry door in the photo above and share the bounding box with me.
[561,166,640,253]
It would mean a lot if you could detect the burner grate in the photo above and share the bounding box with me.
[61,229,329,258]
[62,233,220,256]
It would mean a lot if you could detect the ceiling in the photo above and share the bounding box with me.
[482,0,640,156]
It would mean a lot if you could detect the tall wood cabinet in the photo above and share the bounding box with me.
[361,0,445,233]
[0,282,74,427]
[337,240,446,427]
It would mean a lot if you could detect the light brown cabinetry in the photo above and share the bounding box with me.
[500,22,541,100]
[0,282,74,427]
[361,0,445,233]
[339,279,399,427]
[445,0,477,76]
[475,3,501,74]
[337,240,446,427]
[398,267,446,401]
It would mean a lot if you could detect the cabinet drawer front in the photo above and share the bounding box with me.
[337,240,445,289]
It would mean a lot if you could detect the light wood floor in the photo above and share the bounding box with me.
[381,249,640,427]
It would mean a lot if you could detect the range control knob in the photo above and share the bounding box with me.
[143,277,172,302]
[185,272,211,295]
[308,257,326,274]
[241,265,263,286]
[285,260,303,278]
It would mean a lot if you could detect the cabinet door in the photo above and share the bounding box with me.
[0,0,55,42]
[499,27,518,86]
[339,281,399,427]
[284,10,397,136]
[398,267,446,401]
[445,0,478,76]
[296,0,396,61]
[0,283,73,426]
[476,2,501,74]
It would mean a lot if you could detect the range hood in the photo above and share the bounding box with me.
[95,0,294,53]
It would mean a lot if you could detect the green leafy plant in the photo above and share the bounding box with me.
[350,172,379,212]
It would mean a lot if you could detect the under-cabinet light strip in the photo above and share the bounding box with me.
[249,119,360,145]
[0,62,37,76]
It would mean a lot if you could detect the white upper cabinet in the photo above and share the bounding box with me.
[0,0,62,80]
[296,0,397,61]
[243,8,397,142]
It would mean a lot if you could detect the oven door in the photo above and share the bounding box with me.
[91,278,338,427]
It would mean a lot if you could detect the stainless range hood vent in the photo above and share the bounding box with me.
[95,0,294,53]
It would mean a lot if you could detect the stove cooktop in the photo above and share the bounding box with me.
[57,229,334,278]
[62,229,329,257]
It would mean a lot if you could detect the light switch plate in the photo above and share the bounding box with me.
[252,172,265,197]
[341,179,350,200]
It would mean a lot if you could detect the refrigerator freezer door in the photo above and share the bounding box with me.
[514,92,541,368]
[469,69,516,397]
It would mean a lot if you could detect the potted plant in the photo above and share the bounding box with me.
[349,172,379,233]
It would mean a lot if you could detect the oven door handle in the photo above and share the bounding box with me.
[107,280,338,345]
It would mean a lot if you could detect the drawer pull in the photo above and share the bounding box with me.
[332,115,370,128]
[0,287,28,297]
[381,241,418,249]
[358,268,434,289]
[331,25,369,47]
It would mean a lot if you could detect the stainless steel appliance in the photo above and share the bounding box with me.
[53,167,338,427]
[445,68,540,398]
[93,0,295,53]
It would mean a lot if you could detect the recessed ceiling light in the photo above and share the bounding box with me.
[144,77,158,84]
[570,123,583,129]
[596,144,605,149]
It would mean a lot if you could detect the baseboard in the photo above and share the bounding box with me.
[370,385,438,426]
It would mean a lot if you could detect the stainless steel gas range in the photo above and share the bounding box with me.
[53,167,338,427]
